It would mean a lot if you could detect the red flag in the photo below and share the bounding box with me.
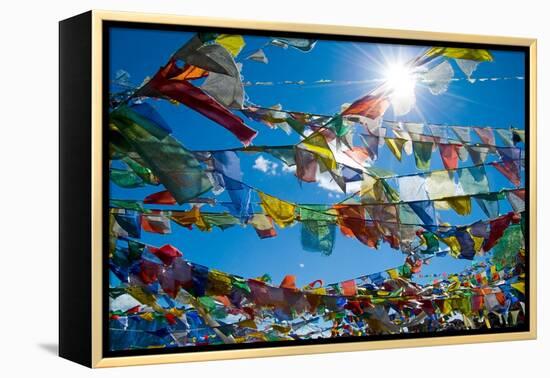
[150,244,183,266]
[439,143,460,170]
[141,212,171,234]
[140,60,257,146]
[344,147,370,166]
[334,205,380,248]
[342,94,390,120]
[483,212,521,251]
[492,161,521,186]
[279,275,297,290]
[473,127,495,146]
[341,279,357,296]
[144,190,177,205]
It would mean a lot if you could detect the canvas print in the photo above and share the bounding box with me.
[106,25,528,354]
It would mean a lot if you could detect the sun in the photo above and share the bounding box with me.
[381,61,418,116]
[383,62,417,98]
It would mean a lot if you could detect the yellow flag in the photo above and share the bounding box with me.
[511,282,525,294]
[446,196,472,215]
[171,206,210,231]
[442,235,461,257]
[467,227,485,252]
[258,192,296,228]
[215,34,245,57]
[387,268,399,279]
[385,138,407,161]
[140,312,154,321]
[425,47,493,62]
[299,133,337,170]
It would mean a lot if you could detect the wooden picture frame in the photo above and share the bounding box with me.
[59,10,537,368]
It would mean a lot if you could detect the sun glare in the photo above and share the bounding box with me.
[383,62,417,98]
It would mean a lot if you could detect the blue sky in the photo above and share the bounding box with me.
[109,27,525,287]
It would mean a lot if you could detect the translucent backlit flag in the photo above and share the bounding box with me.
[421,60,454,95]
[340,280,357,296]
[172,64,209,81]
[398,175,429,202]
[178,36,244,109]
[408,201,437,228]
[428,124,448,140]
[325,114,352,138]
[458,166,490,195]
[455,59,481,80]
[110,200,145,212]
[246,49,269,64]
[279,275,297,289]
[344,147,370,166]
[421,47,493,63]
[455,230,476,259]
[136,59,257,146]
[262,147,296,166]
[220,176,254,222]
[294,148,318,182]
[149,244,183,266]
[298,205,336,255]
[110,106,213,204]
[334,205,380,248]
[385,138,407,161]
[341,93,390,120]
[492,160,521,187]
[121,103,173,140]
[483,212,520,252]
[451,126,471,143]
[465,145,491,165]
[298,133,337,170]
[173,34,233,76]
[493,224,524,270]
[426,170,460,200]
[144,190,177,205]
[249,214,277,239]
[439,143,460,170]
[110,168,144,188]
[215,34,245,57]
[341,166,362,183]
[360,134,379,161]
[301,220,336,255]
[201,62,244,109]
[474,192,502,218]
[141,212,172,234]
[506,189,525,213]
[259,192,296,228]
[446,196,472,216]
[171,207,210,231]
[473,127,495,146]
[212,151,243,184]
[412,140,434,170]
[270,38,317,52]
[497,146,521,163]
[122,156,160,186]
[399,202,423,225]
[495,129,515,147]
[113,209,142,238]
[201,213,240,230]
[403,123,424,140]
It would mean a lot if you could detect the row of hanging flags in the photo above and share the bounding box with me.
[108,32,526,349]
[109,235,525,349]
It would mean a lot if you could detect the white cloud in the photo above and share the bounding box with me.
[299,263,305,268]
[316,171,343,192]
[316,170,362,195]
[253,156,279,175]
